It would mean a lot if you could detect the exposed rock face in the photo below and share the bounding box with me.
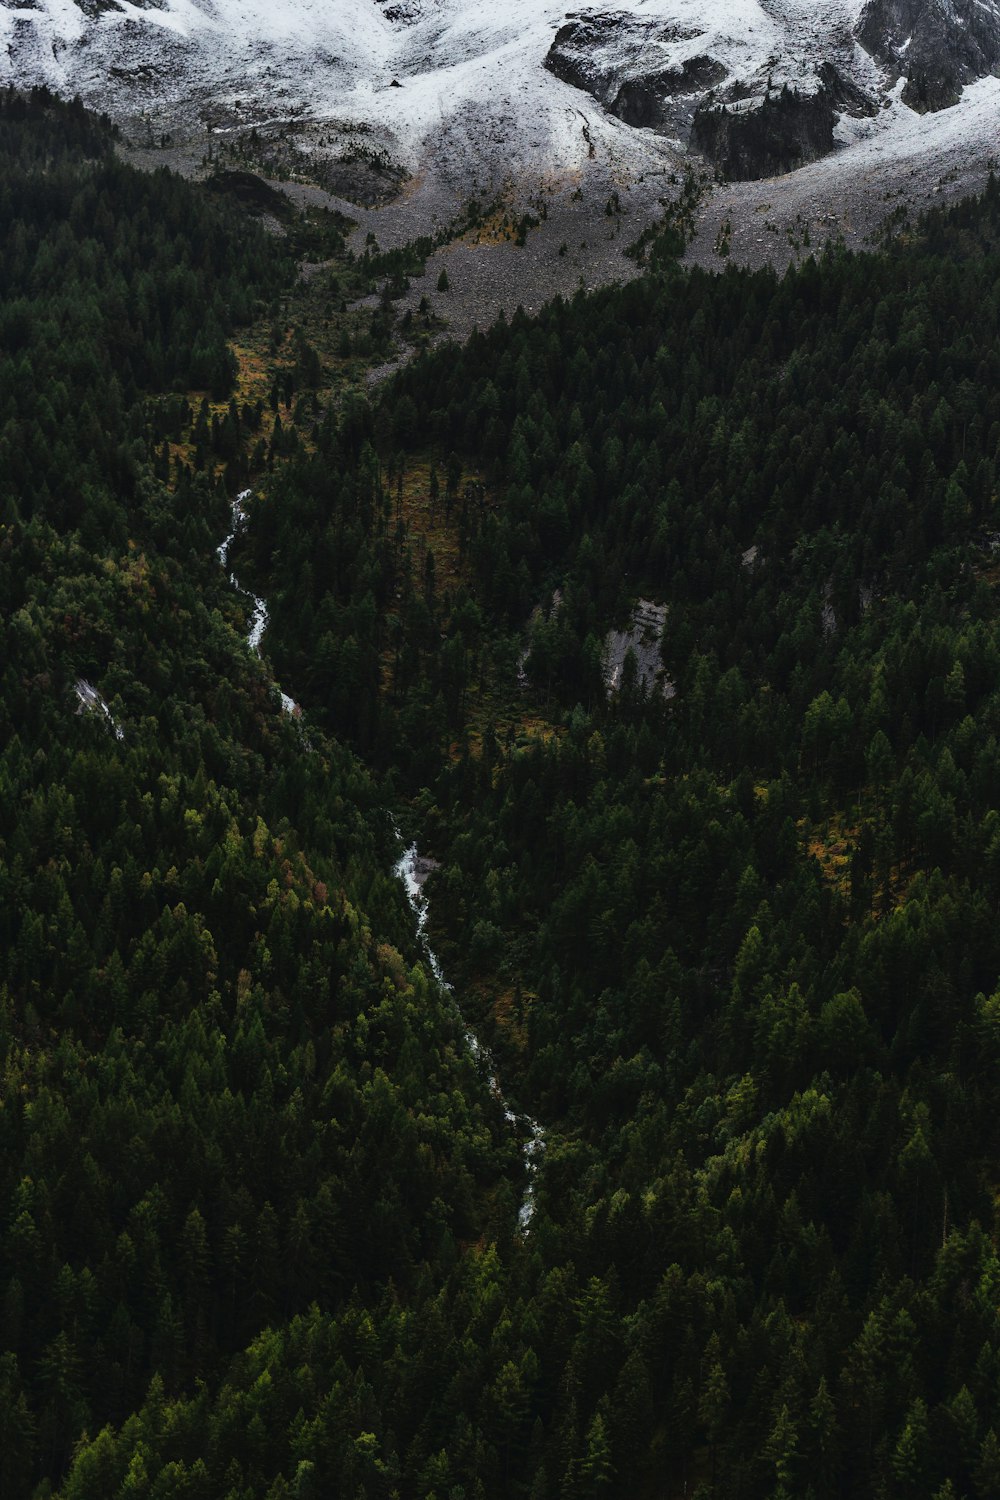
[543,16,618,99]
[603,600,673,699]
[544,10,880,179]
[71,0,119,14]
[611,54,727,127]
[543,1,1000,182]
[692,84,836,182]
[375,0,427,24]
[545,15,725,140]
[816,60,879,120]
[857,0,1000,111]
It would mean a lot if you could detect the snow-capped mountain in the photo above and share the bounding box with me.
[3,1,998,402]
[3,0,998,182]
[545,0,1000,178]
[2,0,998,330]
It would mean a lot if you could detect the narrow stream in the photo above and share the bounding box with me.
[219,490,299,716]
[394,840,545,1229]
[219,496,542,1223]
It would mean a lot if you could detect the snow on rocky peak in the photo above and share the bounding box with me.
[2,0,997,186]
[543,0,1000,178]
[857,0,1000,110]
[3,0,998,416]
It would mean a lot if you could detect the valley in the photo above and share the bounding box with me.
[5,6,1000,1495]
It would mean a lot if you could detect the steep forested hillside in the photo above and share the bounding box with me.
[241,177,1000,1499]
[9,84,1000,1500]
[0,90,514,1499]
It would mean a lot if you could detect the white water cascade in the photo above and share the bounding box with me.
[217,498,542,1218]
[218,489,299,717]
[394,840,545,1229]
[74,678,125,740]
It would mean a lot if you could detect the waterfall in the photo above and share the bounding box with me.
[394,839,544,1229]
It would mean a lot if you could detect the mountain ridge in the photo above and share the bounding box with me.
[3,0,998,184]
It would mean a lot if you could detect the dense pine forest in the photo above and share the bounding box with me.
[7,85,1000,1499]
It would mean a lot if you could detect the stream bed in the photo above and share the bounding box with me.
[394,840,544,1229]
[219,495,541,1224]
[219,490,299,716]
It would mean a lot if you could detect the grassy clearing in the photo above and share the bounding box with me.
[805,808,914,915]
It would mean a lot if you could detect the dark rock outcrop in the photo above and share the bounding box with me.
[545,14,723,138]
[74,0,124,15]
[544,17,617,100]
[856,0,1000,111]
[817,60,879,119]
[544,11,880,179]
[373,0,427,23]
[205,170,297,224]
[611,55,727,128]
[692,84,836,181]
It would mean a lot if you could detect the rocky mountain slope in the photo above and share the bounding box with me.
[545,0,1000,178]
[859,0,1000,110]
[2,1,998,185]
[2,0,998,345]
